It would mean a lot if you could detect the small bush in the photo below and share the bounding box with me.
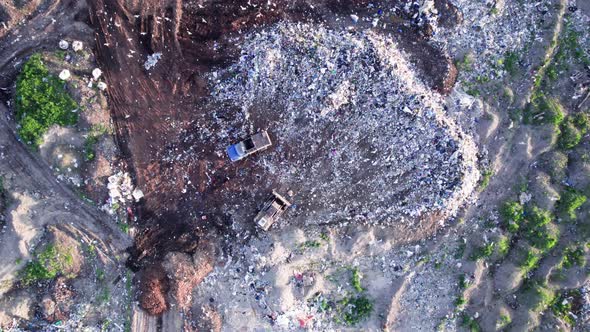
[557,188,587,219]
[338,296,373,326]
[524,94,565,126]
[558,120,583,150]
[351,268,363,293]
[562,246,586,268]
[460,314,482,332]
[15,54,78,146]
[470,242,495,261]
[500,201,524,233]
[551,290,581,326]
[520,250,540,273]
[529,283,554,311]
[503,52,519,76]
[526,206,553,229]
[497,236,511,256]
[524,225,559,251]
[479,169,493,191]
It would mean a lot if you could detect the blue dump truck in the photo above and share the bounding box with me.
[226,131,272,161]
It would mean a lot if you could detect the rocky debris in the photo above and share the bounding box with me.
[144,53,162,70]
[209,22,479,226]
[581,282,590,329]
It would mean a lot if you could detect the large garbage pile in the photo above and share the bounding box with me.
[209,23,480,226]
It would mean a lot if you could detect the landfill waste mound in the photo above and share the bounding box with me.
[209,23,480,226]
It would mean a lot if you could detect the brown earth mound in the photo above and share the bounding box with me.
[138,264,169,315]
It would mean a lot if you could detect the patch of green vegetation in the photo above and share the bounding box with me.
[496,314,511,329]
[497,236,511,257]
[520,249,540,273]
[524,93,564,126]
[470,242,495,261]
[557,187,587,219]
[98,286,110,304]
[319,233,329,241]
[54,50,67,60]
[83,124,108,162]
[458,274,469,290]
[526,206,552,229]
[20,244,74,285]
[524,225,559,251]
[118,222,130,233]
[479,169,493,191]
[503,51,520,76]
[558,118,585,150]
[454,295,467,308]
[551,290,580,326]
[561,246,586,269]
[300,240,321,249]
[338,295,373,326]
[454,239,466,259]
[351,267,363,293]
[456,52,475,72]
[460,314,482,332]
[96,267,105,281]
[15,54,78,146]
[527,282,555,312]
[541,151,568,182]
[500,201,524,233]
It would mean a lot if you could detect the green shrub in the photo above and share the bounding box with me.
[470,242,495,261]
[526,206,553,229]
[529,283,554,311]
[351,268,363,293]
[497,236,511,256]
[524,94,565,126]
[562,246,586,268]
[460,314,482,332]
[520,250,540,273]
[503,52,519,76]
[524,225,559,251]
[540,151,568,181]
[557,188,587,219]
[558,120,583,150]
[338,296,373,326]
[479,169,493,190]
[500,201,524,233]
[15,54,78,146]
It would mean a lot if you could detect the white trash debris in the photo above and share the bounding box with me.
[144,53,162,70]
[107,172,134,204]
[58,69,71,80]
[92,68,103,80]
[97,82,107,91]
[72,40,84,52]
[132,189,144,202]
[58,40,69,50]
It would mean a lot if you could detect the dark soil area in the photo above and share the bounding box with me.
[87,0,463,313]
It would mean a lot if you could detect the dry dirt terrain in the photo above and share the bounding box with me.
[1,0,590,331]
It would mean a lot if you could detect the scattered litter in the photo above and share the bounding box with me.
[58,69,71,80]
[92,68,102,80]
[58,40,69,50]
[97,82,107,91]
[144,53,162,70]
[72,40,83,52]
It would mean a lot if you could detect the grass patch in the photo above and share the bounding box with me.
[15,54,78,146]
[557,117,586,150]
[300,240,321,249]
[527,282,555,312]
[20,244,74,285]
[496,314,511,329]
